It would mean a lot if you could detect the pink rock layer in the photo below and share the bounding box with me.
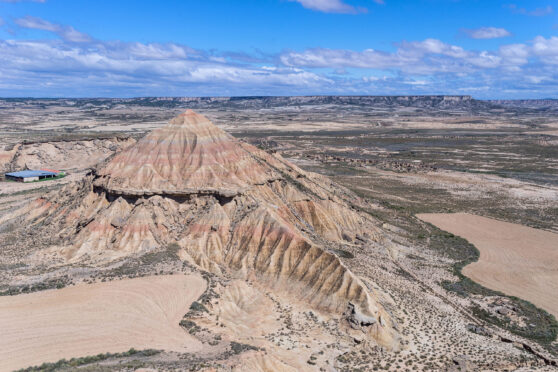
[95,110,280,197]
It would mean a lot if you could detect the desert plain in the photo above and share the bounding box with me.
[0,96,557,371]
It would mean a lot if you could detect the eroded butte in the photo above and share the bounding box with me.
[1,110,403,370]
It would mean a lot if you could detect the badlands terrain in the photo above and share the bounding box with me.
[0,96,557,371]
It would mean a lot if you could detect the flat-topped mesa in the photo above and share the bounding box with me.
[94,110,280,197]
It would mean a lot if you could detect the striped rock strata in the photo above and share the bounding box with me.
[95,110,279,197]
[10,111,400,349]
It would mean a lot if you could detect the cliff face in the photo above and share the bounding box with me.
[8,110,401,349]
[489,99,558,111]
[93,95,483,110]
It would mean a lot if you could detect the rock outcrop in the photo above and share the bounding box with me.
[7,110,400,349]
[0,137,135,173]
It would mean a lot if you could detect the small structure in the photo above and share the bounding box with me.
[5,170,60,183]
[39,168,62,174]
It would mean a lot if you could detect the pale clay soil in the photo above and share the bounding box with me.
[0,274,206,371]
[417,213,558,319]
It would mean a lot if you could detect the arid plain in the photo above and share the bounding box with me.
[417,213,558,319]
[0,96,557,371]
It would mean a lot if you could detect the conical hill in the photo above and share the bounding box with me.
[7,111,401,349]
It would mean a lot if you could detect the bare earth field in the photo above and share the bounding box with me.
[0,274,206,371]
[417,213,558,319]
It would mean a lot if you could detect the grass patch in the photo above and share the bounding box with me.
[189,301,208,314]
[100,242,182,279]
[15,348,160,372]
[332,248,355,259]
[0,185,56,198]
[179,319,201,334]
[0,276,70,296]
[471,302,558,346]
[229,341,259,355]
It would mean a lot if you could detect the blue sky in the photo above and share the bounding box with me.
[0,0,557,98]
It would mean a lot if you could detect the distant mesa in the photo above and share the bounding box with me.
[6,110,401,349]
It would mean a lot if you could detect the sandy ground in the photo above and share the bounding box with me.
[0,274,206,371]
[417,213,558,319]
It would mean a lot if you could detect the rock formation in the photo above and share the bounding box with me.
[8,110,400,348]
[0,137,135,173]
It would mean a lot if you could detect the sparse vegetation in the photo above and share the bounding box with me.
[189,301,208,314]
[15,348,160,372]
[425,222,558,350]
[332,248,355,259]
[0,276,70,296]
[229,341,259,355]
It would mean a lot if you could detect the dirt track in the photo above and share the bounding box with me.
[0,274,206,371]
[417,213,558,319]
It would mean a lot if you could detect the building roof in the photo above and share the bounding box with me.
[40,168,60,174]
[5,170,58,178]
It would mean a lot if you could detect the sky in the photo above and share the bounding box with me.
[0,0,557,98]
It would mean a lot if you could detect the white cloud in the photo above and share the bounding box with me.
[402,38,468,58]
[280,35,558,76]
[0,38,332,96]
[15,16,91,42]
[281,48,397,69]
[532,36,558,64]
[290,0,365,14]
[127,42,191,59]
[14,16,56,32]
[281,39,478,73]
[499,43,529,66]
[463,27,511,39]
[507,4,553,16]
[404,79,428,85]
[466,51,501,68]
[1,18,557,98]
